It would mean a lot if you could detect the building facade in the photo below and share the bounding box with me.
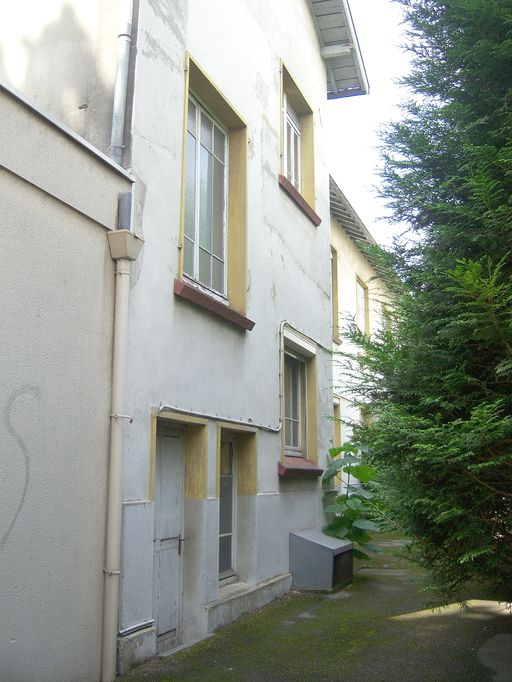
[329,177,387,447]
[1,2,368,679]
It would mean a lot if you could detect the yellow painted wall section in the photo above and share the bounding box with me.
[217,425,258,497]
[330,215,388,339]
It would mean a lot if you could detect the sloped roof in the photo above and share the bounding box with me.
[307,0,369,98]
[329,176,376,246]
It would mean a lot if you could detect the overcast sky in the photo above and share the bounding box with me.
[325,0,412,246]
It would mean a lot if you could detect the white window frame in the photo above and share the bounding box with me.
[184,95,228,297]
[284,351,306,454]
[284,94,301,191]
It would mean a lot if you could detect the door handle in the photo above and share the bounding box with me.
[178,533,185,555]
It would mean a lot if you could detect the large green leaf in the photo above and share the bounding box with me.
[352,518,381,532]
[322,523,349,539]
[343,464,377,484]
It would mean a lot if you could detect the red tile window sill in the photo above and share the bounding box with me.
[278,455,323,478]
[174,279,255,331]
[278,175,322,226]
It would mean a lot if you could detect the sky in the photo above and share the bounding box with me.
[325,0,412,246]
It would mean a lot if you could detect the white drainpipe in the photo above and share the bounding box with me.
[101,1,137,678]
[103,226,143,682]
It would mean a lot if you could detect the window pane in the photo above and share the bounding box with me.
[201,112,213,152]
[286,98,300,127]
[183,236,194,277]
[214,126,225,162]
[184,132,196,240]
[220,446,232,475]
[285,419,292,446]
[291,419,299,449]
[199,247,211,287]
[219,476,233,535]
[212,158,225,259]
[212,257,224,293]
[293,131,300,189]
[286,122,293,180]
[199,147,213,249]
[284,354,304,449]
[187,99,196,135]
[284,358,292,415]
[219,535,232,574]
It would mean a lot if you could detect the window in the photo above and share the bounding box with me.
[184,97,227,295]
[278,65,319,225]
[284,353,306,452]
[281,327,318,464]
[331,247,340,342]
[219,440,236,579]
[176,56,252,329]
[217,426,257,582]
[355,278,369,334]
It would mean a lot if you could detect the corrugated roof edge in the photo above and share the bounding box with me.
[329,175,377,248]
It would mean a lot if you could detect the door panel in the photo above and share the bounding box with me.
[153,431,184,647]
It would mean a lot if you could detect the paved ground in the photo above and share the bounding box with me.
[120,537,512,681]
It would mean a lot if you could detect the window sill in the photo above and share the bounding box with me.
[278,455,323,478]
[278,175,321,226]
[174,279,255,331]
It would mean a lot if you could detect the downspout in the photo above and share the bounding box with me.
[102,2,137,678]
[110,0,134,166]
[103,209,143,682]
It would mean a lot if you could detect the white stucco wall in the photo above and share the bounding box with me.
[0,87,132,682]
[118,0,336,661]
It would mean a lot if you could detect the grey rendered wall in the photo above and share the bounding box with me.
[0,87,131,682]
[0,0,121,155]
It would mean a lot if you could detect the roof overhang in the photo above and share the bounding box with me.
[329,176,376,246]
[307,0,369,99]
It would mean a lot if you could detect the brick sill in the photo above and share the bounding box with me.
[278,175,322,226]
[278,455,323,478]
[174,279,255,331]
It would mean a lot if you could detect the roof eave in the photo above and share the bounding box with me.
[329,175,377,249]
[307,0,369,99]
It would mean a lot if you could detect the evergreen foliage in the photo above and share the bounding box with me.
[340,0,512,601]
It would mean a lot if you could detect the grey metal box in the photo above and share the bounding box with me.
[289,528,353,591]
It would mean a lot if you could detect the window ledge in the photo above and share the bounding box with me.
[278,455,323,478]
[278,175,321,226]
[174,279,255,331]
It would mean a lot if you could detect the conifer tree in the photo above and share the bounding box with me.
[343,0,512,600]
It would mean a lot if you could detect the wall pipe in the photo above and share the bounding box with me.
[159,322,326,435]
[102,1,135,677]
[109,0,134,166]
[101,256,131,682]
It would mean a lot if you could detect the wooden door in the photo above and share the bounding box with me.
[153,430,184,651]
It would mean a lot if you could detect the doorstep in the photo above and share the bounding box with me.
[205,573,292,632]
